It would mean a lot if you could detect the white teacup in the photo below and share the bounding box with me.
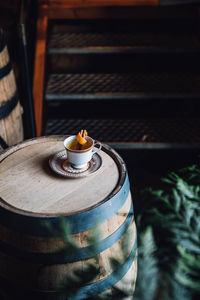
[64,135,102,169]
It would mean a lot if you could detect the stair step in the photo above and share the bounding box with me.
[44,117,200,147]
[45,72,200,101]
[48,18,200,55]
[48,31,200,54]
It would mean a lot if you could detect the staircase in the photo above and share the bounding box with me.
[43,13,200,149]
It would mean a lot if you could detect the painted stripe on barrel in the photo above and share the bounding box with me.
[0,238,137,299]
[0,174,129,236]
[0,202,133,264]
[0,61,12,80]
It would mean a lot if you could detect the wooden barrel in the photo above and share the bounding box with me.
[0,136,137,299]
[0,35,23,150]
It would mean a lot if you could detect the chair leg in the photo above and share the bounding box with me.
[33,7,48,137]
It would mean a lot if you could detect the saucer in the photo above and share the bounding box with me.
[49,150,102,178]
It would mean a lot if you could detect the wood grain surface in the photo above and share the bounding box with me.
[0,136,119,214]
[0,191,132,251]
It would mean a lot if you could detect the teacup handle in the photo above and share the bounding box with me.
[92,140,102,154]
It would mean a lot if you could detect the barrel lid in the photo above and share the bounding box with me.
[0,136,126,217]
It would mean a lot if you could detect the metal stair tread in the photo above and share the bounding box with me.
[48,31,200,54]
[45,72,200,100]
[44,117,200,147]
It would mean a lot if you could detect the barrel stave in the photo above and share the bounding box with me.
[0,41,23,148]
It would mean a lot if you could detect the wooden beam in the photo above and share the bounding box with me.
[32,6,48,136]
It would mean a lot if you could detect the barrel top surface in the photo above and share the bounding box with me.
[0,136,122,215]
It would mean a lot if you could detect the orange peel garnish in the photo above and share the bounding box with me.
[76,130,88,145]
